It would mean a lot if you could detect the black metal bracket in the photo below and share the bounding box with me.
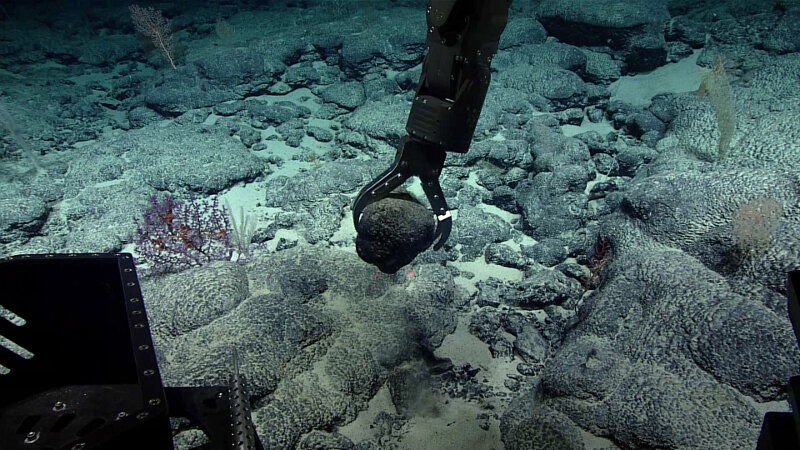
[757,269,800,449]
[0,253,263,450]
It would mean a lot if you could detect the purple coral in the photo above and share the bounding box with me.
[133,194,233,275]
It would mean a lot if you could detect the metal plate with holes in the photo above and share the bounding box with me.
[0,253,170,449]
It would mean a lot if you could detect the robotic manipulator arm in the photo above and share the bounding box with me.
[352,0,512,254]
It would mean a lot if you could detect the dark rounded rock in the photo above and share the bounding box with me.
[356,194,434,273]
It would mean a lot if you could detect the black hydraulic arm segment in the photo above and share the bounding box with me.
[352,0,511,252]
[407,0,512,152]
